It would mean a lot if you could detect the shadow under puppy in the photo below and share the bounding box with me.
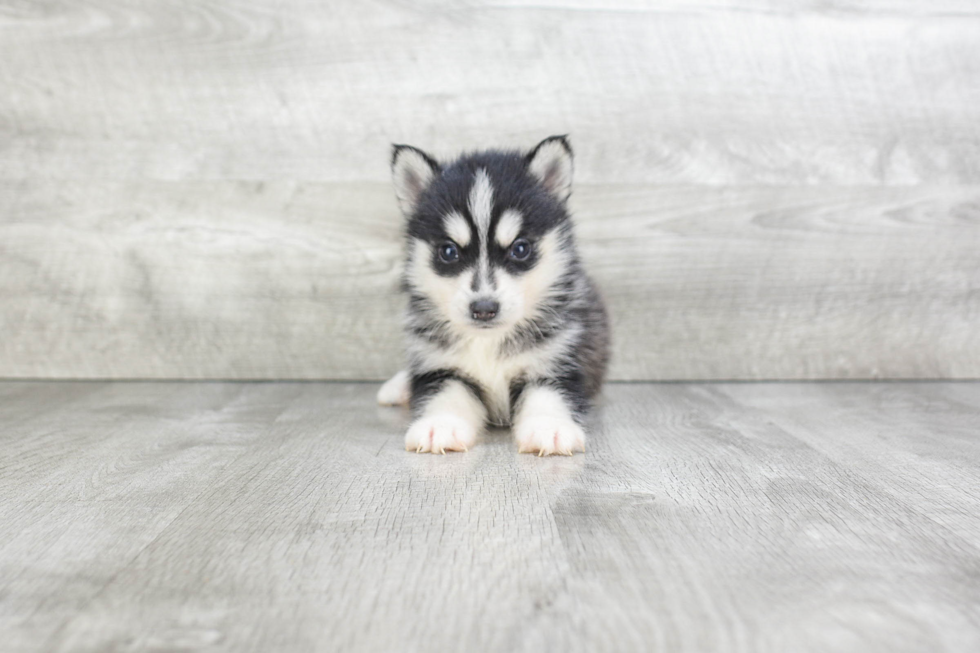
[378,136,609,456]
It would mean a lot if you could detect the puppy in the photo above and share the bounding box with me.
[377,136,609,455]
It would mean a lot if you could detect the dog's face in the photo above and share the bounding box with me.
[392,136,575,338]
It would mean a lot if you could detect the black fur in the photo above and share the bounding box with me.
[407,152,564,276]
[410,368,484,411]
[394,137,610,425]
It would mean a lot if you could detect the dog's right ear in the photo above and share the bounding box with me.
[391,144,440,217]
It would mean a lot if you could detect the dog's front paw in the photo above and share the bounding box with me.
[514,416,586,456]
[405,414,478,454]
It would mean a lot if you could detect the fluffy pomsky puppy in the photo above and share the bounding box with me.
[377,136,609,456]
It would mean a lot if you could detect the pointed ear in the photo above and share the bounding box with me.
[525,135,573,202]
[391,144,440,216]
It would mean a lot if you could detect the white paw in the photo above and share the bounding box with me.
[405,413,478,454]
[515,415,586,456]
[377,370,410,406]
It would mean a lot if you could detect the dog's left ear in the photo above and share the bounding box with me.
[526,135,573,202]
[391,144,440,217]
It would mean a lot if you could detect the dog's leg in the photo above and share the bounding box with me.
[405,376,486,454]
[512,385,586,456]
[377,369,411,406]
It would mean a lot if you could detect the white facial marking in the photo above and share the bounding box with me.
[468,168,494,290]
[408,225,569,337]
[407,238,458,314]
[407,238,479,330]
[468,169,494,241]
[495,209,523,247]
[513,229,568,320]
[443,211,471,246]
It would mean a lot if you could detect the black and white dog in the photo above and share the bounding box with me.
[377,136,609,456]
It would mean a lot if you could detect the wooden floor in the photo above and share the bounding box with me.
[2,381,979,652]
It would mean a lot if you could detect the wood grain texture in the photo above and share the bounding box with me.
[1,381,979,652]
[2,0,980,380]
[2,181,978,380]
[0,180,405,380]
[1,0,979,184]
[718,383,980,542]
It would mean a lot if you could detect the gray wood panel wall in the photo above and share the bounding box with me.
[2,1,979,380]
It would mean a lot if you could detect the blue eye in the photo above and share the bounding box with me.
[438,242,459,262]
[509,239,531,261]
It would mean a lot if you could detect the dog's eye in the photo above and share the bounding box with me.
[438,242,459,263]
[509,239,531,261]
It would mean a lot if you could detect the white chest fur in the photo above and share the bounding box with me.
[451,336,521,424]
[415,326,580,425]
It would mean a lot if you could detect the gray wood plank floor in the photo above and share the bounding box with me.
[2,381,979,652]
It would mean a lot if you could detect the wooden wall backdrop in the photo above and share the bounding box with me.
[1,0,979,380]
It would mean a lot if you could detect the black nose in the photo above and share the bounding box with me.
[470,299,499,322]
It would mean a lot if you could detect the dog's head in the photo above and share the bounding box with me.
[392,136,576,338]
